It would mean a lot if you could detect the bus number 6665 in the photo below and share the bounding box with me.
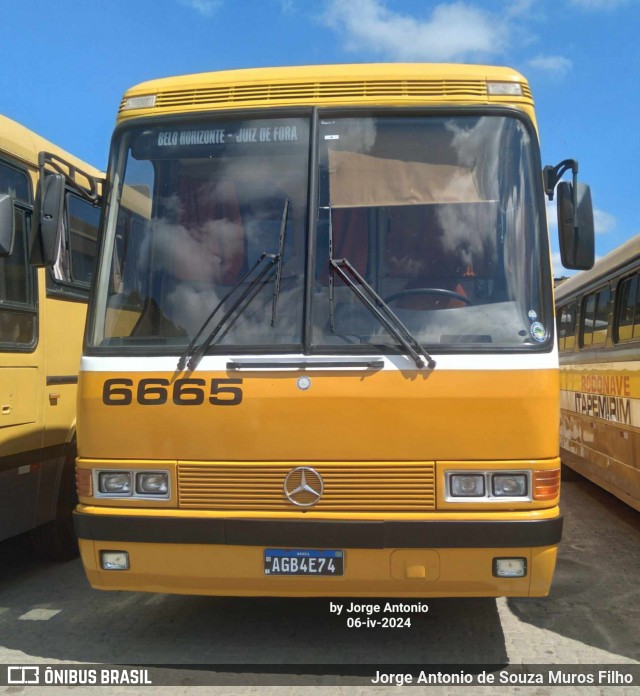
[102,378,243,406]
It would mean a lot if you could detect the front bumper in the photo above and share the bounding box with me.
[74,509,561,598]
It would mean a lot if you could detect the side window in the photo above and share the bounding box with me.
[50,192,100,293]
[0,160,36,349]
[581,287,610,348]
[616,273,640,342]
[558,301,576,352]
[67,193,100,286]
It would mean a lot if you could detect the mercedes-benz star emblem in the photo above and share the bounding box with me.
[283,467,324,507]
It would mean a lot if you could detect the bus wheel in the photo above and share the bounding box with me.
[30,448,79,561]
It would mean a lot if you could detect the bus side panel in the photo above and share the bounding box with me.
[42,293,88,449]
[560,361,640,511]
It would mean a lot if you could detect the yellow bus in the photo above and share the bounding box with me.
[71,64,594,597]
[556,235,640,512]
[0,114,102,559]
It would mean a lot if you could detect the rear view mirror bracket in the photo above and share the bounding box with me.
[30,151,103,267]
[0,193,15,258]
[544,159,594,271]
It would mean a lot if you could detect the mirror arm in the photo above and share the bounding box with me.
[38,151,103,207]
[543,159,578,201]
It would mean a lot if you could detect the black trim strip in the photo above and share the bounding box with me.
[227,360,384,371]
[0,443,66,474]
[46,375,79,386]
[73,513,563,549]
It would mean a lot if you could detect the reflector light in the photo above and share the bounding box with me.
[101,551,130,570]
[123,95,156,110]
[533,469,561,500]
[76,468,92,497]
[487,82,523,96]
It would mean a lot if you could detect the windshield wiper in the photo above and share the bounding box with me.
[176,252,277,372]
[330,258,436,370]
[177,198,291,372]
[270,198,289,326]
[328,213,435,370]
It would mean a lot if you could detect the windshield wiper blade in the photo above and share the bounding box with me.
[330,257,436,370]
[176,251,277,372]
[270,198,289,327]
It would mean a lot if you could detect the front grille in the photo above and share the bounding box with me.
[177,462,436,512]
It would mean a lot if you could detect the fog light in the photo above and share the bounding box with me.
[101,551,130,570]
[493,474,528,497]
[98,471,132,495]
[494,558,526,577]
[450,474,485,497]
[136,472,169,495]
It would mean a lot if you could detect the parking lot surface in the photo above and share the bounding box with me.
[0,471,638,694]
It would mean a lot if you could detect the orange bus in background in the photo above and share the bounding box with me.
[556,235,640,512]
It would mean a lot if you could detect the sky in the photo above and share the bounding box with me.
[1,0,638,276]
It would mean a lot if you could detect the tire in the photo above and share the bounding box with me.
[30,446,79,561]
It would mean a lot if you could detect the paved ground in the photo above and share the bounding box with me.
[0,470,638,694]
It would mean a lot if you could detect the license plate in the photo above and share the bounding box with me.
[264,549,344,576]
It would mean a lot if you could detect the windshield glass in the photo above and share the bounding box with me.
[89,112,550,354]
[89,116,309,350]
[313,114,549,351]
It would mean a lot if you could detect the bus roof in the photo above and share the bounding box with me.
[555,234,640,302]
[0,114,102,180]
[117,63,534,122]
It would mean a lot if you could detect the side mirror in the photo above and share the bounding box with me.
[31,172,65,267]
[557,181,595,271]
[0,193,15,257]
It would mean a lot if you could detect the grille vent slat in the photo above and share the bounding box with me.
[177,462,436,512]
[124,79,503,113]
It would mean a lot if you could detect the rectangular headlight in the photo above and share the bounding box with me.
[98,472,132,495]
[450,474,485,497]
[136,472,169,496]
[492,474,528,497]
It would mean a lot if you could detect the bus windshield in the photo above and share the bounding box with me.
[89,112,550,354]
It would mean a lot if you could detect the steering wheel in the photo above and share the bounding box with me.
[383,288,474,306]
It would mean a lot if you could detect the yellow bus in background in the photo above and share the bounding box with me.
[0,115,102,559]
[72,64,593,596]
[556,235,640,512]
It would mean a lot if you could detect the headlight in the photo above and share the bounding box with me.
[136,472,169,495]
[95,469,170,498]
[450,474,485,497]
[98,472,132,495]
[492,474,528,497]
[445,470,531,502]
